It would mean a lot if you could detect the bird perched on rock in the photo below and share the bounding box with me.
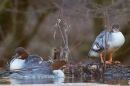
[87,22,125,64]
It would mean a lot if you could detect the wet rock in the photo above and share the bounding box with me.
[82,62,130,79]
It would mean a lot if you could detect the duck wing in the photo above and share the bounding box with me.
[25,54,43,62]
[25,54,44,67]
[88,30,111,57]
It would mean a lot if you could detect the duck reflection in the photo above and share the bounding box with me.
[10,78,64,84]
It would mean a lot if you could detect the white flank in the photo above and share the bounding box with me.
[52,70,65,78]
[10,58,25,71]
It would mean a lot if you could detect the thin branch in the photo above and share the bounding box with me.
[102,9,108,75]
[104,10,108,63]
[64,27,73,62]
[71,42,81,52]
[0,26,5,40]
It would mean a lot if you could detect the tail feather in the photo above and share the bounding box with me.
[87,50,99,58]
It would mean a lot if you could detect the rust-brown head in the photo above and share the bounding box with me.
[111,22,120,32]
[51,60,67,70]
[14,47,29,60]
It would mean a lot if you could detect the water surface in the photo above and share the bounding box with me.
[0,77,129,85]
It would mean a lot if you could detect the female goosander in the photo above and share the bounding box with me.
[88,23,125,64]
[9,47,66,79]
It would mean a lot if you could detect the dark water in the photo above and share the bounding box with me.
[0,77,129,85]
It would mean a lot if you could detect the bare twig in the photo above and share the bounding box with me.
[48,56,54,63]
[51,9,66,45]
[52,7,73,63]
[6,62,9,68]
[103,9,108,74]
[64,27,73,63]
[71,42,81,52]
[0,26,5,40]
[104,10,108,63]
[51,18,61,40]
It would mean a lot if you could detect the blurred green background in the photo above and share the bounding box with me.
[0,0,130,67]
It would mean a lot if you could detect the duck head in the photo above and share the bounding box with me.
[51,60,67,70]
[111,22,120,33]
[14,47,29,60]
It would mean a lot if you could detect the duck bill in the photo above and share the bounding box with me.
[14,53,19,58]
[112,28,119,32]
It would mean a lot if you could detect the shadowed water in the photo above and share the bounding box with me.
[0,77,129,85]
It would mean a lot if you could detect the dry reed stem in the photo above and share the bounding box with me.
[51,11,73,63]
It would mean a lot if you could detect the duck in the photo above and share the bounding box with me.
[9,47,66,79]
[87,22,125,64]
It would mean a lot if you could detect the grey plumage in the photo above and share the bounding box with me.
[87,23,125,64]
[9,47,65,79]
[88,30,111,57]
[9,54,54,77]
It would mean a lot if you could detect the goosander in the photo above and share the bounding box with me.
[9,47,66,79]
[88,23,125,64]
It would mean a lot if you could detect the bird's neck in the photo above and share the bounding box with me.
[20,52,29,60]
[51,60,66,70]
[111,29,119,33]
